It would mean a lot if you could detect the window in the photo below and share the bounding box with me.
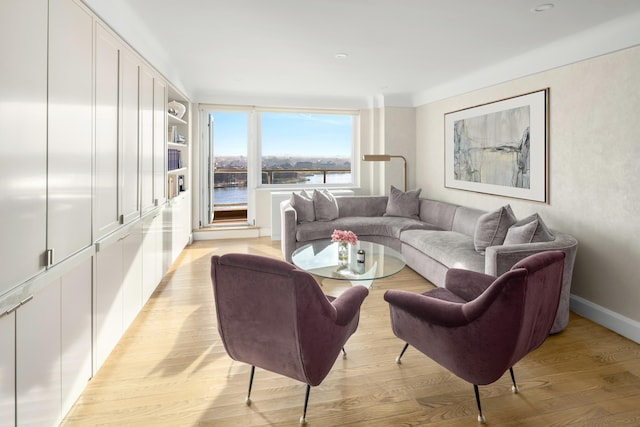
[201,106,358,228]
[259,110,357,186]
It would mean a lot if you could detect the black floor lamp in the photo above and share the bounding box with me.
[362,154,407,191]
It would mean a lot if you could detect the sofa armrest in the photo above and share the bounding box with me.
[485,231,578,333]
[281,200,298,263]
[484,231,578,277]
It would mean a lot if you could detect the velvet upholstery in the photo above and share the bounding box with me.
[280,194,578,334]
[210,253,368,388]
[384,185,421,220]
[312,189,339,221]
[384,251,565,386]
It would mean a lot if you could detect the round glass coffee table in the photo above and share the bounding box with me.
[292,240,405,295]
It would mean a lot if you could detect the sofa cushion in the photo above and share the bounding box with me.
[504,213,555,245]
[337,196,388,218]
[419,199,458,231]
[290,190,315,223]
[313,189,339,221]
[401,229,485,273]
[473,205,517,253]
[384,186,421,220]
[295,216,436,243]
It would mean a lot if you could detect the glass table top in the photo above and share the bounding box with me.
[291,240,405,282]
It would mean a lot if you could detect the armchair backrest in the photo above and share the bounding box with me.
[510,250,565,361]
[210,253,341,385]
[462,251,565,374]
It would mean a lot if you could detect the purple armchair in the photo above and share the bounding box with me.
[210,253,369,425]
[384,251,565,423]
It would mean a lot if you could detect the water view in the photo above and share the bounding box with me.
[213,172,352,205]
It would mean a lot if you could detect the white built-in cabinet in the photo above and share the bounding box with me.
[142,211,165,302]
[0,0,48,296]
[1,256,92,427]
[95,23,168,238]
[140,68,156,214]
[0,313,16,427]
[0,1,193,425]
[154,80,168,206]
[94,223,143,370]
[120,49,142,225]
[47,0,93,265]
[140,66,168,214]
[94,23,122,240]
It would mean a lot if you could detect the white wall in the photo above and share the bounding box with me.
[415,44,640,339]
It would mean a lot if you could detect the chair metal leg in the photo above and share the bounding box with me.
[509,367,519,393]
[474,384,486,424]
[341,347,347,359]
[300,384,311,425]
[246,365,255,405]
[395,343,410,364]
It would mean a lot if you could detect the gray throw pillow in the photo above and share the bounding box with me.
[313,189,339,221]
[504,213,555,244]
[473,205,517,253]
[384,185,421,220]
[290,190,315,223]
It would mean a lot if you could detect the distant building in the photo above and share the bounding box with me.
[295,161,313,169]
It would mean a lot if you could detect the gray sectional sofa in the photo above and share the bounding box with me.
[280,192,578,333]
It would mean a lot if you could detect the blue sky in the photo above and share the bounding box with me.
[211,112,352,157]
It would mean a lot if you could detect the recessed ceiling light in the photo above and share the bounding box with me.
[531,3,554,12]
[334,53,348,59]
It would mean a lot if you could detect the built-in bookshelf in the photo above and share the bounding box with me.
[167,95,189,199]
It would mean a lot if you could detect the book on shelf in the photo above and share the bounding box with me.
[168,148,182,170]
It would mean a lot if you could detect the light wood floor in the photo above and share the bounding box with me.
[61,237,640,426]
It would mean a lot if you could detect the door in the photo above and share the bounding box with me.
[206,111,250,225]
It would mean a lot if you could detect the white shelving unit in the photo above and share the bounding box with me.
[167,105,189,199]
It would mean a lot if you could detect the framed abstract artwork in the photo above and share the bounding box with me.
[444,89,549,203]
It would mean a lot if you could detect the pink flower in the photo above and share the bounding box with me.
[331,229,358,245]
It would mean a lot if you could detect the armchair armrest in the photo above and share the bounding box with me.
[332,286,369,326]
[384,289,470,327]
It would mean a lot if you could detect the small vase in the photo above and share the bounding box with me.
[337,241,349,265]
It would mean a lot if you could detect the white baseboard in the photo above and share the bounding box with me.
[570,295,640,344]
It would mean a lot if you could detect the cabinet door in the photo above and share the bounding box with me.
[0,312,15,427]
[122,223,143,330]
[142,212,163,303]
[140,67,155,214]
[153,78,167,206]
[47,0,93,264]
[61,258,92,416]
[0,0,47,294]
[120,50,141,225]
[94,238,124,371]
[94,23,121,240]
[16,280,62,426]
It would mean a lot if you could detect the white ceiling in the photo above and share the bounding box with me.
[82,0,640,107]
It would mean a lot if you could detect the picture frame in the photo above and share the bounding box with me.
[444,89,549,203]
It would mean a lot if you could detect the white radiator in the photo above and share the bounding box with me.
[270,189,354,240]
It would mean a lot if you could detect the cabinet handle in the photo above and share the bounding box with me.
[20,295,34,306]
[46,248,54,268]
[3,295,33,316]
[4,302,21,316]
[117,233,131,242]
